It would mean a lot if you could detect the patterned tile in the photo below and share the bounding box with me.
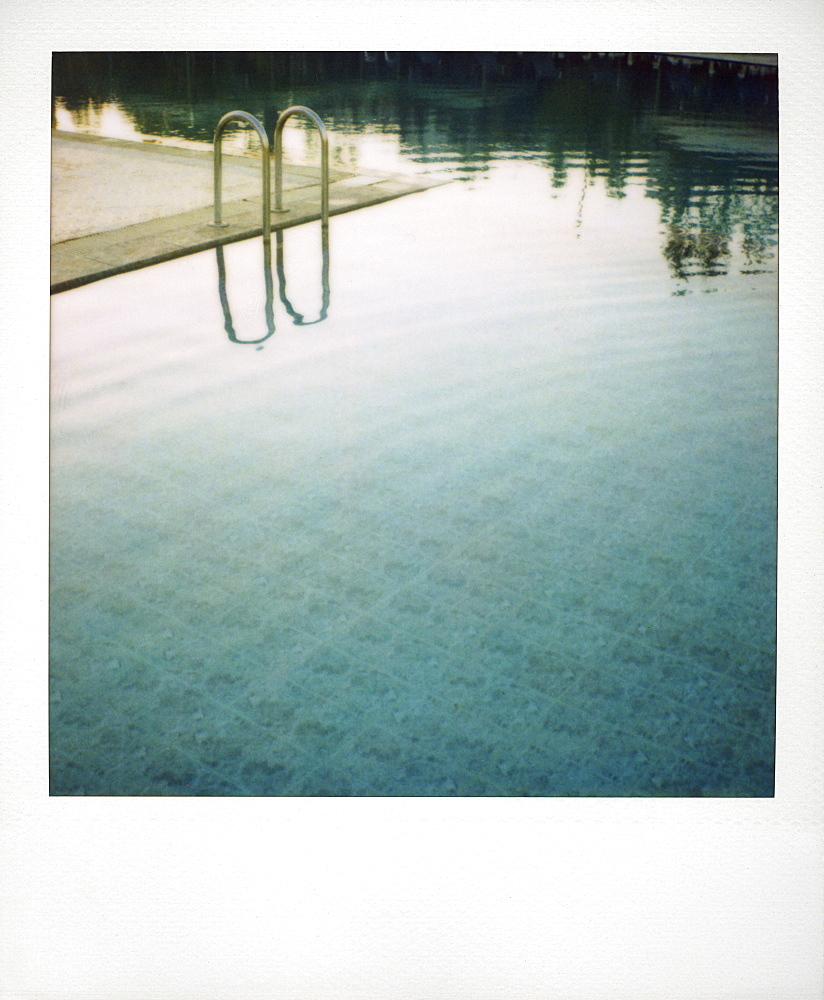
[49,162,776,797]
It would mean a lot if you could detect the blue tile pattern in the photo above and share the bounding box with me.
[50,165,777,796]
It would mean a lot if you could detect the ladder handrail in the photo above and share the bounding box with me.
[211,111,271,239]
[273,106,329,227]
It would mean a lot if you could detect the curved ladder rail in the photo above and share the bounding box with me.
[215,241,276,346]
[273,106,329,227]
[211,111,271,240]
[275,227,330,326]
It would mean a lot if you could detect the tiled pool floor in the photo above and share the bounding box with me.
[49,176,777,796]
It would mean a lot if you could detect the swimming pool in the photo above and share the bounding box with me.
[50,61,778,795]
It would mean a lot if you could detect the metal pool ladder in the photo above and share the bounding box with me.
[210,110,271,239]
[210,106,332,344]
[273,106,329,228]
[210,105,329,239]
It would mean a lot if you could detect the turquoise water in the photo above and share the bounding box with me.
[50,70,777,795]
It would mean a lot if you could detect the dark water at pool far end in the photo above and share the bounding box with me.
[50,55,777,796]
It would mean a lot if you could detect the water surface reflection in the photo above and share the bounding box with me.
[53,53,778,282]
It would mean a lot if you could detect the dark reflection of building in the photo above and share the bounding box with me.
[52,51,778,102]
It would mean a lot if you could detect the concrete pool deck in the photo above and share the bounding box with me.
[50,131,448,294]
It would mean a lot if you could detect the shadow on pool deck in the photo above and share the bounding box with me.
[50,131,449,294]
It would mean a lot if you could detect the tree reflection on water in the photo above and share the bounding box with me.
[52,52,778,279]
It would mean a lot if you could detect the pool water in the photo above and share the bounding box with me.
[50,68,777,796]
